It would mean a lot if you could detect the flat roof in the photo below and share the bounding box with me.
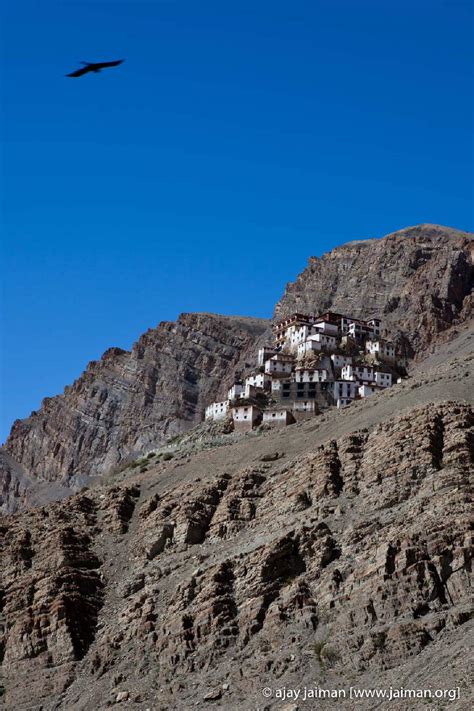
[274,311,383,330]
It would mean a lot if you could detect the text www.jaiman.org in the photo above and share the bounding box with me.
[262,686,461,702]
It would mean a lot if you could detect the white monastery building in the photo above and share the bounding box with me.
[204,310,403,429]
[264,354,294,375]
[330,353,353,370]
[232,404,262,432]
[366,339,396,360]
[295,367,329,383]
[205,400,229,421]
[228,383,245,400]
[262,409,295,426]
[245,373,271,390]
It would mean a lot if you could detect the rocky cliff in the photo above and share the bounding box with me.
[275,224,473,358]
[1,314,269,513]
[1,324,473,709]
[1,225,472,517]
[1,225,473,709]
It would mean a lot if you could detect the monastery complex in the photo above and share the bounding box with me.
[205,311,405,431]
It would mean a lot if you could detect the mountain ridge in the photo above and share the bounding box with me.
[274,223,473,357]
[1,224,472,515]
[1,313,270,513]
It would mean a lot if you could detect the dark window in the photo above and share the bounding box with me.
[308,391,315,398]
[282,392,290,398]
[297,392,304,398]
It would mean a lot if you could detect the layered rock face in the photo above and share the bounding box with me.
[0,224,472,711]
[275,224,473,358]
[1,225,472,517]
[1,314,269,512]
[1,399,472,709]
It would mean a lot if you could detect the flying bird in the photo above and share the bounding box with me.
[66,59,124,78]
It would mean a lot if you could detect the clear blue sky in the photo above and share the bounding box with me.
[1,0,473,443]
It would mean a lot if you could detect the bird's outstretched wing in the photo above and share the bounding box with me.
[65,59,124,77]
[95,59,124,69]
[66,65,93,78]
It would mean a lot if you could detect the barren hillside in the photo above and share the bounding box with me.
[1,225,472,516]
[1,323,473,710]
[0,224,473,709]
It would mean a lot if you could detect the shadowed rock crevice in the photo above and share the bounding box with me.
[178,475,231,544]
[145,522,175,560]
[1,521,105,707]
[241,535,307,643]
[429,413,445,469]
[208,469,266,540]
[322,441,344,496]
[99,484,140,534]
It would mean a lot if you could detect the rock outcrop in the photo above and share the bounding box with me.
[1,398,472,709]
[275,224,473,358]
[1,314,269,513]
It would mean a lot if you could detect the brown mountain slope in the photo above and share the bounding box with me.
[1,325,473,710]
[275,224,473,357]
[1,224,472,517]
[1,314,269,513]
